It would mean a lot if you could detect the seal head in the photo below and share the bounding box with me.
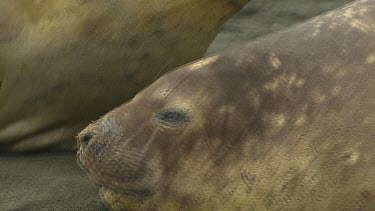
[76,56,254,209]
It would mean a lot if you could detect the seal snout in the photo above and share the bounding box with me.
[77,121,107,148]
[79,131,96,146]
[77,127,108,156]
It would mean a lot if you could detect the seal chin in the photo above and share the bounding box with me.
[99,187,156,210]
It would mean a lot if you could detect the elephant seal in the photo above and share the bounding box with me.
[77,0,375,210]
[0,0,249,152]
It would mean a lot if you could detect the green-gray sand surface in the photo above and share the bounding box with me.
[206,0,352,55]
[0,153,106,210]
[0,0,352,210]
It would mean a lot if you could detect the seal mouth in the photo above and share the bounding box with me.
[76,148,104,186]
[77,149,156,201]
[101,186,156,200]
[98,179,157,210]
[99,186,157,210]
[76,149,86,172]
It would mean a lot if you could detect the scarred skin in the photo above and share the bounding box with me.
[0,0,249,152]
[78,0,375,210]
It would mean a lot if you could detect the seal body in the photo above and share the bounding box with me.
[0,0,250,152]
[78,0,375,210]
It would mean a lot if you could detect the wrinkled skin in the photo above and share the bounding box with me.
[0,0,249,152]
[78,1,375,210]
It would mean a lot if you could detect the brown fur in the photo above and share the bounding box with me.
[78,0,375,210]
[0,0,249,152]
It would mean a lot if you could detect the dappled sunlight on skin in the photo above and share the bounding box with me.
[331,85,341,96]
[349,19,372,33]
[338,6,374,34]
[234,52,256,67]
[312,21,324,37]
[268,51,282,69]
[312,88,327,104]
[187,55,220,71]
[294,115,307,127]
[263,72,305,92]
[341,150,360,165]
[262,113,287,132]
[77,1,375,210]
[305,2,373,38]
[367,53,375,64]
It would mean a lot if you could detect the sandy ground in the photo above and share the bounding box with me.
[0,0,352,210]
[206,0,352,55]
[0,153,106,210]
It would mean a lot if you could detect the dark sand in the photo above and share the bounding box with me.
[206,0,352,54]
[0,0,352,210]
[0,153,106,210]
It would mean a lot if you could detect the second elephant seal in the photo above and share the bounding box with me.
[0,0,249,152]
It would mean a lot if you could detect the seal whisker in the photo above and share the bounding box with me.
[153,62,170,83]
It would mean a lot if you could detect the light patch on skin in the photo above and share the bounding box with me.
[294,115,306,127]
[311,21,324,37]
[263,113,287,131]
[287,73,297,84]
[331,85,341,96]
[188,55,219,71]
[312,89,326,104]
[329,21,339,29]
[349,19,372,33]
[313,21,324,29]
[325,13,334,18]
[329,6,370,33]
[341,6,368,19]
[165,97,195,112]
[367,53,375,64]
[295,79,305,88]
[313,92,327,104]
[311,29,320,37]
[291,105,308,127]
[343,8,355,18]
[269,52,282,69]
[263,80,279,91]
[341,151,360,165]
[263,73,305,91]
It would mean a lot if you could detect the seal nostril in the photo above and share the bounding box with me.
[81,132,95,145]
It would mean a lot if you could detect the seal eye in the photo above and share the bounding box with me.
[154,108,189,128]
